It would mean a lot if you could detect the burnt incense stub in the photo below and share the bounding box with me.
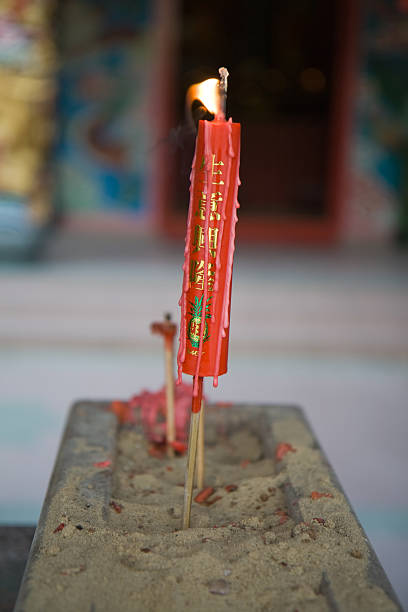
[15,402,401,612]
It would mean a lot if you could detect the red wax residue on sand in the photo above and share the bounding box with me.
[310,491,334,500]
[109,500,123,514]
[275,443,296,462]
[109,382,196,450]
[130,382,196,445]
[148,444,165,459]
[169,440,188,453]
[275,509,289,525]
[194,487,215,504]
[53,523,65,533]
[93,460,112,468]
[110,401,134,425]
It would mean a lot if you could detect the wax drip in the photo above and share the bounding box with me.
[127,381,198,443]
[177,150,197,384]
[212,120,233,318]
[213,119,241,388]
[193,120,212,396]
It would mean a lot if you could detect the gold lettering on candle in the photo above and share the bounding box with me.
[211,155,224,185]
[193,225,219,257]
[210,192,222,220]
[192,225,204,254]
[189,259,215,291]
[211,155,224,171]
[196,193,207,220]
[208,227,219,256]
[195,192,221,221]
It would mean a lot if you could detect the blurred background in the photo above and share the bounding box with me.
[0,0,407,608]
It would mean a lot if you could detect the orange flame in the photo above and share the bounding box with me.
[186,78,222,119]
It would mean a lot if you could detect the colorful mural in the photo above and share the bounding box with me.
[56,0,154,227]
[346,0,408,242]
[0,0,56,255]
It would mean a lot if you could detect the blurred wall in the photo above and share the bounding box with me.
[344,0,408,243]
[1,0,408,253]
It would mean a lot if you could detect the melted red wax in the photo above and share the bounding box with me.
[109,500,123,513]
[169,440,188,453]
[125,382,198,444]
[310,491,334,500]
[194,486,215,503]
[110,401,134,425]
[148,444,166,459]
[275,442,297,461]
[177,150,196,386]
[275,509,289,525]
[93,460,112,468]
[213,119,240,388]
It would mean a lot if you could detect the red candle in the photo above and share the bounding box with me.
[177,81,241,398]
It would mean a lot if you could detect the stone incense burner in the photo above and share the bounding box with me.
[15,402,401,611]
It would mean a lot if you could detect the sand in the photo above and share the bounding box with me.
[22,410,398,611]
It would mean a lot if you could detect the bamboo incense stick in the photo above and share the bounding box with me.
[151,315,177,457]
[182,376,203,529]
[196,400,205,490]
[164,334,176,458]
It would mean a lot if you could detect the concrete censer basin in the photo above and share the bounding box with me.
[15,401,401,612]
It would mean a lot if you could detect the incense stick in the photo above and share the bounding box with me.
[151,315,177,457]
[182,376,203,529]
[196,400,205,490]
[164,336,176,457]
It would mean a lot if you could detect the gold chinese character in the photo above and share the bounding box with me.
[211,155,224,185]
[195,193,207,220]
[195,192,222,221]
[210,192,222,220]
[211,155,224,173]
[189,259,215,291]
[192,225,219,257]
[192,225,204,254]
[208,227,219,256]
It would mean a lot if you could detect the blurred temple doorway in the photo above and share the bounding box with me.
[160,0,357,244]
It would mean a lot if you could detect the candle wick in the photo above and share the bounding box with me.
[218,67,229,94]
[218,66,229,118]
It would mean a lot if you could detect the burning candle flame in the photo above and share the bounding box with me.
[186,78,224,122]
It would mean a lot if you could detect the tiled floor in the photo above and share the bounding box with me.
[1,232,407,606]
